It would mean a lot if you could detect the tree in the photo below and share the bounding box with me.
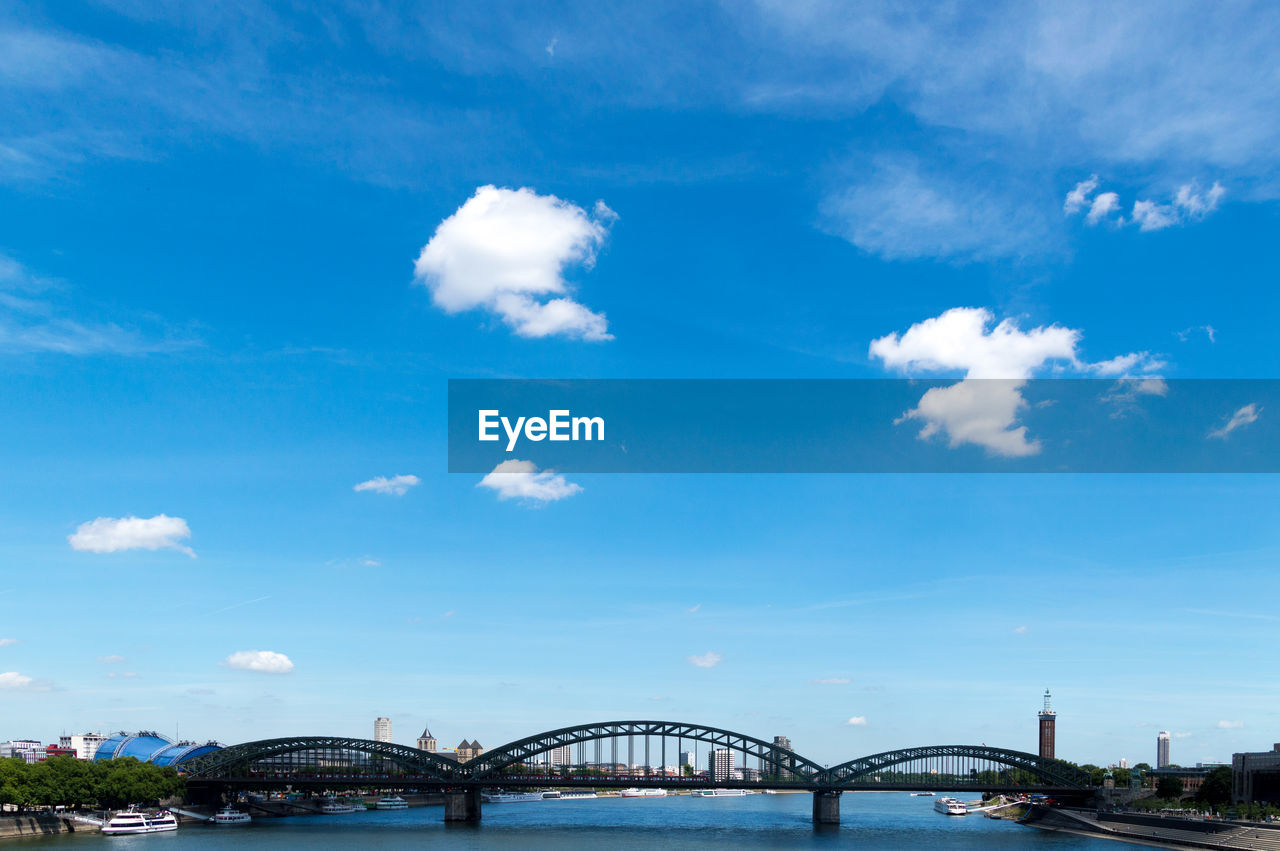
[1196,767,1233,808]
[1156,776,1185,799]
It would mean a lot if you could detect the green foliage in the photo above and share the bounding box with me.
[1196,766,1233,807]
[0,756,183,810]
[1156,775,1185,799]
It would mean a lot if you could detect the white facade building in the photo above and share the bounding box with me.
[0,740,43,764]
[59,732,109,761]
[374,717,392,743]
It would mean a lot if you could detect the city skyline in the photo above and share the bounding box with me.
[1,1,1278,770]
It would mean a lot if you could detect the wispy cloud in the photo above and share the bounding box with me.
[687,651,723,669]
[0,638,16,648]
[97,654,126,664]
[1208,404,1260,440]
[811,677,851,685]
[206,595,272,616]
[353,474,420,496]
[1217,720,1244,729]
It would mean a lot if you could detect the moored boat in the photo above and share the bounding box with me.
[934,797,968,815]
[101,808,178,835]
[691,789,749,797]
[619,788,667,797]
[482,790,544,803]
[374,795,408,810]
[213,805,251,824]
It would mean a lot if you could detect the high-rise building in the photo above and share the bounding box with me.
[416,725,436,752]
[374,717,392,743]
[771,735,795,779]
[1038,689,1057,759]
[1157,731,1171,768]
[549,744,573,766]
[1118,758,1129,769]
[708,747,734,781]
[679,750,694,768]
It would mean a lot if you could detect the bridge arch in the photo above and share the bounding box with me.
[823,744,1092,789]
[468,720,825,781]
[180,736,460,782]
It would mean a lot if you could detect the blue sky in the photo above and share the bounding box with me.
[1,1,1278,769]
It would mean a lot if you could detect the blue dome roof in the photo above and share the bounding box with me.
[93,732,220,765]
[151,742,221,766]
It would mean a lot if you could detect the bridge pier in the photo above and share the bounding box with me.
[812,790,841,825]
[444,789,482,823]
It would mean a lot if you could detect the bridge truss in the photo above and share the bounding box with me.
[182,721,1094,796]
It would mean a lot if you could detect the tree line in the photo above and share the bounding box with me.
[0,756,183,811]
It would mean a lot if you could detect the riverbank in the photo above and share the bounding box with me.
[0,815,73,839]
[1021,805,1280,849]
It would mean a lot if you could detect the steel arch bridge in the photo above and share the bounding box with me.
[180,720,1096,823]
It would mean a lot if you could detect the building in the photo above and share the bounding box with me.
[679,750,694,769]
[43,744,77,760]
[456,739,484,761]
[93,732,222,766]
[416,725,437,753]
[736,766,762,783]
[549,744,573,767]
[0,740,43,764]
[1118,757,1129,769]
[59,732,108,761]
[1038,689,1056,759]
[1234,744,1280,804]
[771,735,795,779]
[1149,764,1229,795]
[374,717,392,743]
[708,747,733,782]
[1157,731,1171,768]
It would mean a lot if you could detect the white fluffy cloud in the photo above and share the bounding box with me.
[68,514,195,558]
[477,459,582,503]
[1066,176,1225,231]
[225,650,294,674]
[845,716,868,727]
[414,185,615,340]
[0,672,33,689]
[687,651,723,668]
[871,307,1159,456]
[353,474,420,496]
[1208,403,1260,440]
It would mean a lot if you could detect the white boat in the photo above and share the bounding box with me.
[692,789,749,797]
[911,791,936,796]
[934,797,968,815]
[619,788,667,798]
[482,790,544,803]
[101,808,178,835]
[318,798,358,814]
[557,790,598,800]
[374,795,408,810]
[213,805,251,824]
[540,791,561,799]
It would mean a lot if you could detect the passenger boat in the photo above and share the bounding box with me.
[619,788,667,798]
[556,790,599,800]
[318,797,358,814]
[934,797,968,815]
[911,791,936,796]
[213,805,251,824]
[691,789,749,797]
[482,790,544,803]
[375,795,408,810]
[540,791,561,799]
[101,808,179,835]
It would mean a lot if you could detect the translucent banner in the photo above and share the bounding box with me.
[447,379,1275,473]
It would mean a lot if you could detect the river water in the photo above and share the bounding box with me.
[29,794,1116,849]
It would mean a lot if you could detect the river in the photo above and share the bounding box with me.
[28,793,1116,848]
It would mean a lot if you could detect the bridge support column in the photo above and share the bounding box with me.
[812,790,841,825]
[444,789,482,823]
